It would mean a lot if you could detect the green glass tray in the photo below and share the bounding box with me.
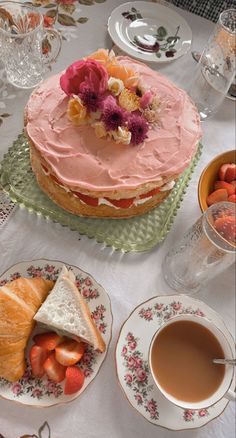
[0,133,202,252]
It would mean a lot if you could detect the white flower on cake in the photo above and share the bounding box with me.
[93,121,107,138]
[108,77,124,96]
[111,126,131,145]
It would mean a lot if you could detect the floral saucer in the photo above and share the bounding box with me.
[0,259,112,407]
[115,294,235,430]
[108,1,192,63]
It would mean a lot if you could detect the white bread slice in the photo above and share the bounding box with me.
[34,266,105,353]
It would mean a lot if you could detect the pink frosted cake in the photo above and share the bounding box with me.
[25,49,201,218]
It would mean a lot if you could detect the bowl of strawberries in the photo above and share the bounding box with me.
[198,150,236,212]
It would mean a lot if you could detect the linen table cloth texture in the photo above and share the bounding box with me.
[0,1,235,438]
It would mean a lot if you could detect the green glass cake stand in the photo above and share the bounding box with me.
[0,133,202,252]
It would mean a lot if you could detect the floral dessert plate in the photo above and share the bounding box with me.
[115,294,235,430]
[108,2,192,63]
[0,259,112,407]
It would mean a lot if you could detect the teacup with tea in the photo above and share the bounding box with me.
[149,314,235,410]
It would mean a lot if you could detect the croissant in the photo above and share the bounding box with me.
[0,277,53,382]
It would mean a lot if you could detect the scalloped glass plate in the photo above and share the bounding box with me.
[0,133,202,252]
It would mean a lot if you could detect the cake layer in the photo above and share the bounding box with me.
[26,57,201,193]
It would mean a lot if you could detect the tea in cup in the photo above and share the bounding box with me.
[149,314,235,409]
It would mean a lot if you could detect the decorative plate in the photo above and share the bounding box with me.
[0,259,112,407]
[0,133,202,252]
[108,1,192,63]
[115,294,235,430]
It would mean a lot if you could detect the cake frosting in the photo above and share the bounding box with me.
[26,57,201,193]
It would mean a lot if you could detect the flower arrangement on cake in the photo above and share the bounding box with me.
[60,49,162,146]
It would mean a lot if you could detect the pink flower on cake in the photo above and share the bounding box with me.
[60,59,108,97]
[128,114,149,145]
[102,96,126,131]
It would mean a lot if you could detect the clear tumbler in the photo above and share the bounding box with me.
[162,202,236,294]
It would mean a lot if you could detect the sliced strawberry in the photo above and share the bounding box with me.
[29,345,48,378]
[230,180,236,189]
[219,164,230,181]
[225,164,236,183]
[214,180,235,196]
[73,191,99,207]
[33,332,64,351]
[139,187,160,199]
[55,340,85,366]
[43,352,66,383]
[64,366,85,395]
[206,189,228,206]
[214,216,236,242]
[228,194,236,203]
[105,197,135,208]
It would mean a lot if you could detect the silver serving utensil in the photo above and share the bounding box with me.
[192,51,236,98]
[213,358,236,365]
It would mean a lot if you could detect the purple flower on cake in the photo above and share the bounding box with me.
[128,114,149,145]
[79,86,102,112]
[60,59,108,97]
[102,96,126,131]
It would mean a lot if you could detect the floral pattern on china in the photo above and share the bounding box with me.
[60,49,163,146]
[0,260,112,407]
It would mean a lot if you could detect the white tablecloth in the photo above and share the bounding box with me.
[0,1,235,437]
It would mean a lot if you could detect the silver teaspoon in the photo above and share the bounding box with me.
[213,359,236,365]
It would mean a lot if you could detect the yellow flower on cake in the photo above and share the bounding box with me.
[108,77,124,96]
[93,121,107,139]
[107,63,138,89]
[118,89,140,112]
[112,126,131,145]
[67,97,88,126]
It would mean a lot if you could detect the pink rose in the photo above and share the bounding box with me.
[195,309,204,317]
[47,381,56,392]
[91,291,98,298]
[128,341,137,350]
[60,59,108,96]
[155,303,163,310]
[147,399,156,413]
[93,310,101,320]
[144,310,153,320]
[121,346,127,356]
[82,353,92,364]
[135,394,143,404]
[124,373,133,384]
[136,368,147,382]
[135,357,143,367]
[85,277,92,286]
[32,388,42,398]
[12,383,22,395]
[127,356,137,369]
[171,302,181,311]
[84,368,92,378]
[184,410,194,421]
[198,409,207,417]
[82,289,90,298]
[127,333,134,341]
[140,90,153,109]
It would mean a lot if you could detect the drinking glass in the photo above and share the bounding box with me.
[0,1,61,88]
[188,9,236,120]
[162,202,236,294]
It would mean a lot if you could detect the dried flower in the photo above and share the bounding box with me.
[118,88,140,112]
[102,96,126,131]
[128,114,149,145]
[112,126,131,145]
[108,77,124,96]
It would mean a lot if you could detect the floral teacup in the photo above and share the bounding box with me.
[149,314,236,410]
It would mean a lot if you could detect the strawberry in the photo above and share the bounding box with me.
[33,332,64,351]
[214,216,236,242]
[139,187,160,199]
[43,352,66,383]
[105,197,135,208]
[219,164,230,181]
[64,366,85,395]
[29,345,48,378]
[225,164,236,183]
[206,189,228,206]
[228,194,236,203]
[230,180,236,189]
[55,340,85,366]
[214,180,235,196]
[73,192,99,207]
